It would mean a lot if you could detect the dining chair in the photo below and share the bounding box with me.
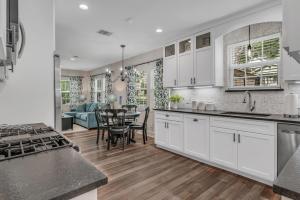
[130,107,150,144]
[95,108,108,144]
[122,104,138,125]
[104,109,130,150]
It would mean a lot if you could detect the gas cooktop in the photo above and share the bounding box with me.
[0,124,76,161]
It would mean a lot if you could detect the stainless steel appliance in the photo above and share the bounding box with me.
[54,55,62,131]
[277,123,300,174]
[0,0,26,80]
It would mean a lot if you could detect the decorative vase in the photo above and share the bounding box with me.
[171,102,178,109]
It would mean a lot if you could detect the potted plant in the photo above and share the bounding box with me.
[169,94,183,109]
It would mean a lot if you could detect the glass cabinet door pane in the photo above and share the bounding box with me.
[179,39,192,54]
[165,44,175,57]
[196,32,210,49]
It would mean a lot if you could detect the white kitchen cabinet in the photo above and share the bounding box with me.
[163,43,178,88]
[155,112,184,150]
[178,37,194,87]
[168,121,184,152]
[155,119,169,147]
[0,0,6,60]
[155,112,276,184]
[210,127,237,169]
[184,115,209,160]
[194,32,213,86]
[194,47,213,86]
[237,131,275,181]
[283,0,300,53]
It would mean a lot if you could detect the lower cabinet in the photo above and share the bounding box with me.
[155,118,184,151]
[210,127,275,181]
[237,131,275,181]
[155,119,169,147]
[184,115,209,160]
[168,121,184,152]
[155,112,276,183]
[210,127,238,169]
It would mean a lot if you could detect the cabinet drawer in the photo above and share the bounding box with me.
[210,117,275,136]
[155,111,183,122]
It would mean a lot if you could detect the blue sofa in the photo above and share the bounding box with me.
[64,102,99,129]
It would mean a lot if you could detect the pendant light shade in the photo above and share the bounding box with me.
[247,25,252,58]
[120,44,126,81]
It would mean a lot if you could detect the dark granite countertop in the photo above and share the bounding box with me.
[273,148,300,199]
[154,108,300,124]
[0,141,107,200]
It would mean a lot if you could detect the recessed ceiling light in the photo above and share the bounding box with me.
[70,56,79,61]
[79,4,88,10]
[125,17,133,24]
[156,28,163,33]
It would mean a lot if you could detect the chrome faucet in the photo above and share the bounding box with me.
[242,91,256,112]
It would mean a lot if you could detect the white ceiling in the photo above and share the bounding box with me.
[55,0,277,71]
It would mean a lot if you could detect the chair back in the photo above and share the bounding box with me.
[143,107,150,127]
[121,104,137,112]
[104,109,127,127]
[95,108,106,126]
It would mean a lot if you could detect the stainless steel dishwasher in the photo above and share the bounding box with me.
[277,123,300,175]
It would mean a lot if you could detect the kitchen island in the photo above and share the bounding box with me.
[0,123,108,200]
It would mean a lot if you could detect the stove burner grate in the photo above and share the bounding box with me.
[0,126,73,161]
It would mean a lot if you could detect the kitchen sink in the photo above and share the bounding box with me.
[221,112,271,117]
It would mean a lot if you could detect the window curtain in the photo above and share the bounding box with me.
[68,76,83,106]
[126,66,137,105]
[154,59,169,108]
[105,73,112,103]
[90,76,96,102]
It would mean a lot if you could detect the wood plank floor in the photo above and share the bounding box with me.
[65,130,281,200]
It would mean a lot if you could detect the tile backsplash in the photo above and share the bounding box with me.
[172,83,300,114]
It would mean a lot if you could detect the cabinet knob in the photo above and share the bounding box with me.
[165,114,169,117]
[193,119,198,122]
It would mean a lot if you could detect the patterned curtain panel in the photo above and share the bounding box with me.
[105,73,112,103]
[90,76,96,103]
[154,59,169,108]
[126,66,137,105]
[69,76,83,106]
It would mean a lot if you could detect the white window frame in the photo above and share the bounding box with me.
[135,70,148,107]
[227,33,281,90]
[94,77,105,103]
[61,80,71,105]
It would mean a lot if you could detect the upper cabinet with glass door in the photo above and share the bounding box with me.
[163,43,178,88]
[178,37,194,87]
[194,32,214,86]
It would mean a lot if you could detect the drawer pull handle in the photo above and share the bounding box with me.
[165,115,169,117]
[193,119,198,122]
[233,133,236,142]
[238,134,241,143]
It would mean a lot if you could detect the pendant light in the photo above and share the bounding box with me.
[120,44,126,81]
[247,25,252,58]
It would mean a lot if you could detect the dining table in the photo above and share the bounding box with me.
[100,111,141,143]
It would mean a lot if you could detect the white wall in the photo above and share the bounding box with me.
[0,0,55,126]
